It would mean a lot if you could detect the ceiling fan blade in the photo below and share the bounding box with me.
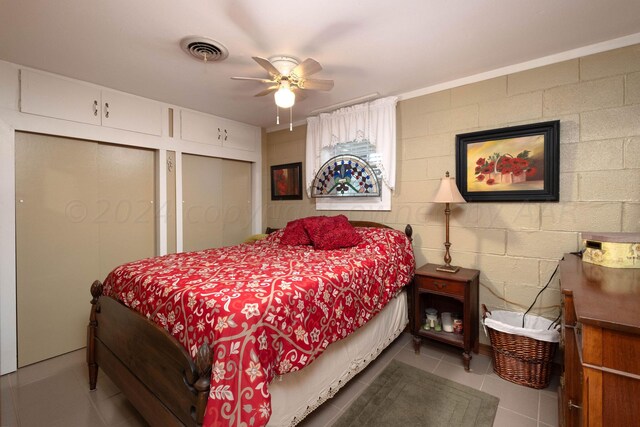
[254,86,278,97]
[252,56,281,77]
[300,78,334,91]
[231,76,275,83]
[291,58,322,78]
[293,89,308,102]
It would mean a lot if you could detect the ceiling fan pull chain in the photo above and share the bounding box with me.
[289,107,293,131]
[276,105,280,125]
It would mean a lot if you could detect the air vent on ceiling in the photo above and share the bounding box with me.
[180,36,228,63]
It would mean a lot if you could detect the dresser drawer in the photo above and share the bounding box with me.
[415,275,465,297]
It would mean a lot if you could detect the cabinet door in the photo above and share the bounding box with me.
[101,89,162,136]
[0,61,19,110]
[180,110,223,146]
[220,118,259,152]
[20,69,101,125]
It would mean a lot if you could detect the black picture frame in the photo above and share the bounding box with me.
[455,121,560,202]
[270,162,303,200]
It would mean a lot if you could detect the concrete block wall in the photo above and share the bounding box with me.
[264,44,640,343]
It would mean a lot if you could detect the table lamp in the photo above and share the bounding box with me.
[433,171,466,273]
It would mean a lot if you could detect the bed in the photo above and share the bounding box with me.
[87,220,414,426]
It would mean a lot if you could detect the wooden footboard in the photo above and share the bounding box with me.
[87,281,212,426]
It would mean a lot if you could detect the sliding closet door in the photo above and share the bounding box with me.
[182,154,223,252]
[96,143,156,279]
[221,159,252,246]
[182,155,252,251]
[16,133,99,367]
[15,132,156,367]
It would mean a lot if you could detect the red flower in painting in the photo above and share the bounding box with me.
[501,167,512,175]
[486,178,495,185]
[482,167,492,174]
[476,158,485,165]
[475,166,481,174]
[477,174,485,181]
[274,170,289,195]
[513,168,523,176]
[526,167,537,177]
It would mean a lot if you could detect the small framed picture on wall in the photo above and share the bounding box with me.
[271,162,303,200]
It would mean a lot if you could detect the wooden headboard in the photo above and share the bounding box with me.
[266,221,413,241]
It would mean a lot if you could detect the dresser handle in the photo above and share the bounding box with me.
[433,281,447,289]
[568,400,582,411]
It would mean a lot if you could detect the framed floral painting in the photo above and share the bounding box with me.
[455,121,560,202]
[271,162,303,200]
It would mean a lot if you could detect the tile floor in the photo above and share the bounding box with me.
[0,333,558,426]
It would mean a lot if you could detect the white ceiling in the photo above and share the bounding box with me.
[2,0,640,129]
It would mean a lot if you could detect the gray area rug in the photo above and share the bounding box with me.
[333,360,499,427]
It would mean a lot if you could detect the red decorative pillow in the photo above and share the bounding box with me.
[279,219,312,246]
[303,215,362,250]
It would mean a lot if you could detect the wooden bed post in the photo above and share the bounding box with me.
[404,224,415,333]
[193,342,213,424]
[87,280,103,390]
[404,224,413,242]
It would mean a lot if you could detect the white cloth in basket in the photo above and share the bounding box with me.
[484,310,560,343]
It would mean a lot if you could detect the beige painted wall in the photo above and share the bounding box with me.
[264,44,640,341]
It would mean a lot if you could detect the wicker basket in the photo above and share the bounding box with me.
[482,304,558,389]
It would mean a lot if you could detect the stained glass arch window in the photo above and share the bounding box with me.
[311,154,381,197]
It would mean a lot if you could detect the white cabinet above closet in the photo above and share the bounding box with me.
[219,117,259,152]
[180,109,223,147]
[101,89,162,136]
[20,69,162,136]
[180,109,259,152]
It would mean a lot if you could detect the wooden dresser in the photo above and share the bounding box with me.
[559,254,640,427]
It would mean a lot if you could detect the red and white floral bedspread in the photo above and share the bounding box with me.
[103,227,414,426]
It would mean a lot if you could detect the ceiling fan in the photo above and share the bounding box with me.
[232,56,334,123]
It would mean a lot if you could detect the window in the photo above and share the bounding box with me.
[305,97,397,211]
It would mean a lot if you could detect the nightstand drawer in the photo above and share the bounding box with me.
[415,275,465,297]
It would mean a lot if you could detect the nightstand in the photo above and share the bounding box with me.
[411,263,480,370]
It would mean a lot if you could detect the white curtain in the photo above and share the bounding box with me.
[305,96,398,197]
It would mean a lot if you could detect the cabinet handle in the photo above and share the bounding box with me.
[104,102,110,119]
[217,127,221,140]
[93,100,98,116]
[224,129,228,141]
[568,400,582,411]
[433,281,448,289]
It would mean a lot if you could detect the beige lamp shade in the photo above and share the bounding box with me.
[434,172,466,204]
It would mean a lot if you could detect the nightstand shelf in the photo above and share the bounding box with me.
[411,263,479,370]
[416,327,464,346]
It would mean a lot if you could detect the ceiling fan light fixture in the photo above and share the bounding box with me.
[274,80,295,108]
